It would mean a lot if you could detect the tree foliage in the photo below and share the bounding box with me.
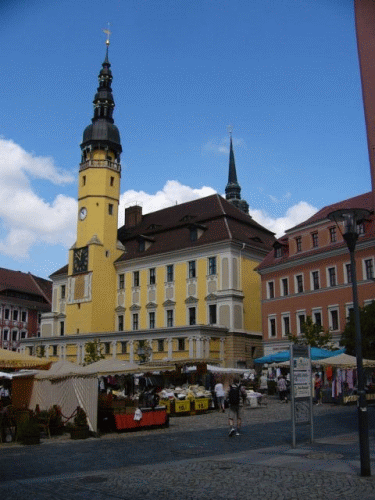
[288,316,334,349]
[35,344,46,358]
[84,339,105,365]
[340,300,375,359]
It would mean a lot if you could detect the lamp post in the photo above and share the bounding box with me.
[328,208,371,477]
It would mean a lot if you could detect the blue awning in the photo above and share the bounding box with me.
[254,347,345,364]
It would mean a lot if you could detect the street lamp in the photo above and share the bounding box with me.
[328,207,371,477]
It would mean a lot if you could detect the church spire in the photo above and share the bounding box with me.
[225,129,249,214]
[81,29,122,159]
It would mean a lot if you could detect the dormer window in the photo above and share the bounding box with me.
[295,236,302,252]
[274,246,283,258]
[311,232,319,248]
[190,227,197,241]
[139,239,145,252]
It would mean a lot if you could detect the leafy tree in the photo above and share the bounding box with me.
[288,316,334,349]
[137,340,152,364]
[340,300,375,359]
[35,344,46,358]
[84,339,105,365]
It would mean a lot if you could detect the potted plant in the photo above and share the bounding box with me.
[16,413,40,445]
[69,406,90,440]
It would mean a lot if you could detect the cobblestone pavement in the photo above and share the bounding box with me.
[1,398,375,499]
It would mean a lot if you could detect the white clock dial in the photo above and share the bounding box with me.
[79,207,87,220]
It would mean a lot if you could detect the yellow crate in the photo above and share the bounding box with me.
[194,398,209,411]
[174,400,191,413]
[159,399,171,413]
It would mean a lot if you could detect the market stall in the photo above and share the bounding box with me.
[81,359,169,432]
[313,353,375,404]
[28,360,98,432]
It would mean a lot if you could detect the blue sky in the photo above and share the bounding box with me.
[0,0,370,279]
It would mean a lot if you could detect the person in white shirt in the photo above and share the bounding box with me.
[214,381,226,412]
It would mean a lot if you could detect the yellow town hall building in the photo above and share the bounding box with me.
[21,42,275,367]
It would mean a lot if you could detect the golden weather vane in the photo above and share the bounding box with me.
[103,23,111,46]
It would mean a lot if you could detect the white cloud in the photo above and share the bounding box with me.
[249,201,318,238]
[120,180,317,239]
[0,138,77,259]
[0,137,318,268]
[119,180,216,225]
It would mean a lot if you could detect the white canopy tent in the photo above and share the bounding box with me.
[80,358,141,376]
[29,360,98,432]
[313,353,375,368]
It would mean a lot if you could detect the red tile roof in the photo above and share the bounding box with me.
[0,268,52,305]
[287,192,373,233]
[257,191,375,272]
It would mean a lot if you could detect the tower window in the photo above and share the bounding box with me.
[82,175,86,186]
[110,176,114,186]
[108,204,113,215]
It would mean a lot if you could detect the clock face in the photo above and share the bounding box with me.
[79,207,87,220]
[73,246,89,274]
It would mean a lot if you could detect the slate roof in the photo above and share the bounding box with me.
[116,194,275,262]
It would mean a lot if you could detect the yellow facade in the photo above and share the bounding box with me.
[65,147,122,335]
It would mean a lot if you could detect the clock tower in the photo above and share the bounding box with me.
[65,35,124,335]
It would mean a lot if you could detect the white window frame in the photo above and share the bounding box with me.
[343,262,352,284]
[345,302,354,321]
[187,306,196,326]
[310,270,320,291]
[328,305,340,332]
[296,310,306,335]
[21,310,28,323]
[312,308,323,327]
[268,315,277,338]
[294,274,304,294]
[326,266,337,287]
[149,311,156,329]
[208,304,217,325]
[280,277,289,297]
[267,280,275,299]
[281,313,290,337]
[166,309,174,328]
[118,314,124,331]
[362,257,374,280]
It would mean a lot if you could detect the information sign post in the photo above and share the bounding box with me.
[290,344,313,448]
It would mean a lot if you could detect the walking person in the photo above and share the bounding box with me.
[314,373,322,405]
[227,378,243,436]
[277,375,288,403]
[214,379,226,412]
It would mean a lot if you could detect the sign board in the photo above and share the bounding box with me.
[290,345,313,447]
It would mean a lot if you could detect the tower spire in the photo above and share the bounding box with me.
[225,128,249,214]
[80,27,122,159]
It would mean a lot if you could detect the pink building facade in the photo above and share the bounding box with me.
[257,193,375,355]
